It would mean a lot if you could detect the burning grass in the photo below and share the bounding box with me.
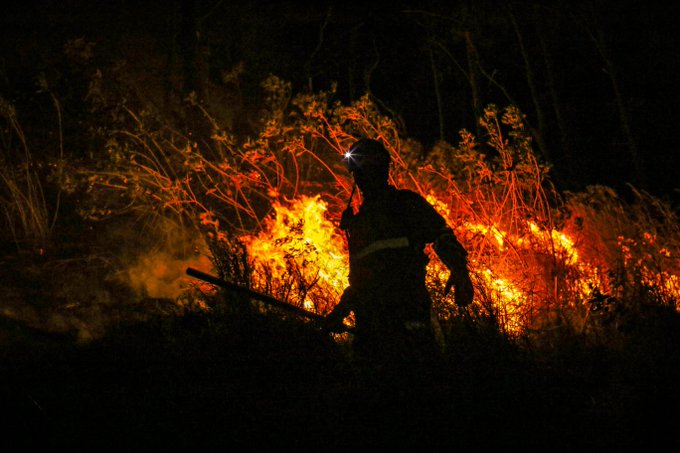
[1,74,679,448]
[1,73,679,349]
[68,81,680,341]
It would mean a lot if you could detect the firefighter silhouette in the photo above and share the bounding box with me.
[325,138,474,365]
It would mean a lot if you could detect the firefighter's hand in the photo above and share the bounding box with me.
[445,272,474,307]
[323,287,355,332]
[323,309,347,333]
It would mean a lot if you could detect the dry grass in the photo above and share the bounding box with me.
[0,97,54,252]
[1,72,673,349]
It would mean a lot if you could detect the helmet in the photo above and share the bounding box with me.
[344,138,391,175]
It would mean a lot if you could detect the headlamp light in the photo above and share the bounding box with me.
[343,149,359,172]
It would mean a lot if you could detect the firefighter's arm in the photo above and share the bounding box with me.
[323,286,358,332]
[433,230,474,307]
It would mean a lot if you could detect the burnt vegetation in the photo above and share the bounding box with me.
[1,1,679,449]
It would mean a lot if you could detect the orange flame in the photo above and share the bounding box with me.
[233,191,679,336]
[241,195,348,313]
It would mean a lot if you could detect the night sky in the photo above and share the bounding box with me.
[1,0,679,204]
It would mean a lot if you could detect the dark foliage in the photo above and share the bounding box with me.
[2,302,679,450]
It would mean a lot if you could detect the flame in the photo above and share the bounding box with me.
[234,188,680,337]
[427,193,611,333]
[241,195,348,313]
[465,222,507,250]
[480,268,527,334]
[526,221,579,265]
[75,93,680,339]
[238,194,676,334]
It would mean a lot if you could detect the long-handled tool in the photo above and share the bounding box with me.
[186,267,327,323]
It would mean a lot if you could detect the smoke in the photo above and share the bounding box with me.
[105,216,215,300]
[126,250,213,299]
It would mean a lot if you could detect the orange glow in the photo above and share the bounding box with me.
[234,190,679,335]
[480,268,527,334]
[89,96,678,336]
[241,195,348,314]
[465,222,507,250]
[526,221,579,265]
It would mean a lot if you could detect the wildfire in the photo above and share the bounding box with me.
[525,221,579,265]
[55,84,679,339]
[241,195,348,313]
[465,222,507,251]
[480,269,527,334]
[237,192,680,335]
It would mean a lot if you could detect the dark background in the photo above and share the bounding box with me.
[1,0,679,204]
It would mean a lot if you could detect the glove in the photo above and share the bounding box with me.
[323,307,347,333]
[323,287,356,332]
[444,272,474,307]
